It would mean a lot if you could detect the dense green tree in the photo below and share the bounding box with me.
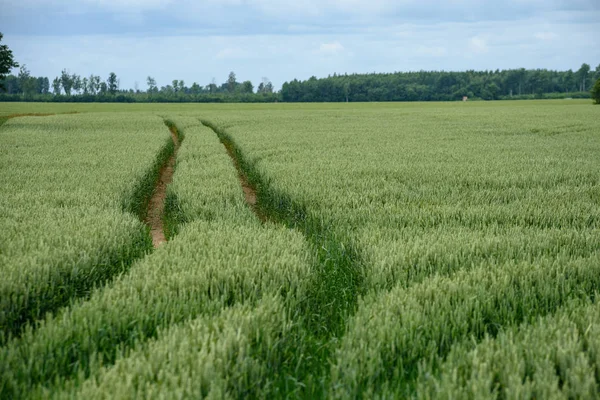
[88,74,101,95]
[258,77,274,94]
[146,76,157,94]
[593,64,600,82]
[592,78,600,104]
[280,66,595,102]
[576,63,591,91]
[1,64,596,103]
[81,77,89,95]
[107,72,118,95]
[37,77,49,94]
[241,80,254,94]
[60,69,74,96]
[72,74,82,94]
[0,33,18,91]
[207,82,217,94]
[17,65,36,97]
[190,82,202,95]
[227,71,237,93]
[52,77,61,95]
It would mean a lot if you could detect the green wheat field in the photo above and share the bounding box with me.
[1,100,599,399]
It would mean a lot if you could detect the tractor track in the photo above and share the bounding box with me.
[145,122,181,247]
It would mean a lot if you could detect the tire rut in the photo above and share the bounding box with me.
[214,126,267,222]
[145,121,181,248]
[200,119,365,396]
[0,115,175,343]
[0,112,79,128]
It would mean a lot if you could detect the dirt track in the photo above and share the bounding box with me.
[220,140,266,223]
[145,125,180,248]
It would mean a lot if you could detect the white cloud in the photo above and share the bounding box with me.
[317,41,345,55]
[83,0,172,7]
[206,0,398,17]
[417,46,448,57]
[4,3,599,93]
[468,36,489,54]
[534,31,558,40]
[215,47,250,60]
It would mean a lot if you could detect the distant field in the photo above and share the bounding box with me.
[0,98,593,115]
[1,100,599,398]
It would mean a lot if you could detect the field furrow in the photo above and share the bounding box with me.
[329,252,600,397]
[202,119,364,396]
[1,101,599,398]
[144,120,183,247]
[0,117,315,398]
[0,113,172,342]
[415,298,600,399]
[198,102,600,397]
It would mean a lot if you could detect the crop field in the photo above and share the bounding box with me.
[0,100,599,399]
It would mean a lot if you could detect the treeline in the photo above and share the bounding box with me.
[1,63,599,103]
[281,64,600,102]
[0,69,278,103]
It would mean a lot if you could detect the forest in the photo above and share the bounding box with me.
[281,64,599,102]
[0,64,598,103]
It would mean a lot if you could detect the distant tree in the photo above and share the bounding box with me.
[146,76,157,93]
[241,80,254,94]
[88,74,101,95]
[87,75,95,95]
[18,65,32,96]
[172,79,179,93]
[208,78,217,94]
[487,82,499,100]
[592,78,600,105]
[190,82,202,95]
[36,76,49,94]
[0,33,19,91]
[99,81,108,94]
[264,81,273,94]
[81,77,89,94]
[563,69,576,92]
[72,74,82,94]
[52,77,61,95]
[227,71,237,93]
[178,80,185,93]
[343,82,350,102]
[60,69,74,95]
[577,63,591,91]
[258,77,274,94]
[107,72,118,94]
[2,74,19,93]
[160,84,174,94]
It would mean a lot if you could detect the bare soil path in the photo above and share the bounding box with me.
[220,140,267,222]
[0,112,79,127]
[145,125,180,248]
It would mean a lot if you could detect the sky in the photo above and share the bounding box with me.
[1,0,599,90]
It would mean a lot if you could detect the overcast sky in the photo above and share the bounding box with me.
[2,0,599,90]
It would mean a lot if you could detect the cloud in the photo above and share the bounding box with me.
[3,0,600,37]
[2,1,599,93]
[7,0,173,12]
[534,31,558,40]
[468,36,489,54]
[215,47,250,60]
[417,46,448,57]
[317,41,345,56]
